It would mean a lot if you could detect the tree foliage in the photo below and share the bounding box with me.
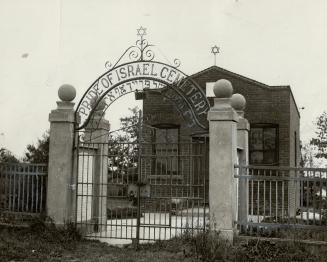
[300,143,317,168]
[21,108,139,166]
[108,107,140,171]
[24,131,49,164]
[0,148,19,163]
[119,106,140,142]
[310,111,327,159]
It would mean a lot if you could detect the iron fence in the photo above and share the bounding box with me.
[235,165,327,236]
[76,139,208,242]
[0,162,47,216]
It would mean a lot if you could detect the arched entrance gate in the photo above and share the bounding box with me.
[74,28,210,243]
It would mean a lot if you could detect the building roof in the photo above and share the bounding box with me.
[188,65,300,118]
[188,65,270,88]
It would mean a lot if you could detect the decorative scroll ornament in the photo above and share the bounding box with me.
[104,26,181,70]
[75,27,210,131]
[105,61,112,70]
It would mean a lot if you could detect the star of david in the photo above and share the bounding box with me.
[211,45,220,54]
[137,26,147,38]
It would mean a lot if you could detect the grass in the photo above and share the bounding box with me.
[240,223,327,242]
[1,219,327,262]
[0,218,187,262]
[139,230,327,262]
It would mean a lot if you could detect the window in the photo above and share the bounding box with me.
[249,124,278,165]
[205,82,215,97]
[153,127,179,176]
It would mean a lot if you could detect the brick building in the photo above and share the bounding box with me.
[141,65,300,214]
[143,65,300,168]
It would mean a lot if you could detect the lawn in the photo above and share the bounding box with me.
[1,221,327,262]
[0,223,188,262]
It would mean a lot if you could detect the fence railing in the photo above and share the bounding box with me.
[0,162,47,215]
[235,165,327,235]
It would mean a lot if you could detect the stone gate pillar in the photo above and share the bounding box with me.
[47,84,77,225]
[84,99,109,233]
[231,94,249,232]
[207,79,239,242]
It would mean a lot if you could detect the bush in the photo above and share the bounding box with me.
[148,229,324,262]
[191,231,235,261]
[235,239,320,262]
[29,217,81,246]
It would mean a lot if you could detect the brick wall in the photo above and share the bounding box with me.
[142,66,300,215]
[143,66,300,166]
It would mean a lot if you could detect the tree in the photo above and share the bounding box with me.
[300,142,320,168]
[119,106,140,142]
[310,112,327,159]
[24,131,49,164]
[0,147,19,163]
[108,107,140,170]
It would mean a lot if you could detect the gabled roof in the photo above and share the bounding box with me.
[188,65,270,89]
[188,66,300,118]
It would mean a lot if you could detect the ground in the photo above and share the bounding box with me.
[0,224,187,262]
[1,222,327,262]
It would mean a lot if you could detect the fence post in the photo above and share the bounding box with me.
[231,94,249,232]
[47,84,76,225]
[207,79,239,242]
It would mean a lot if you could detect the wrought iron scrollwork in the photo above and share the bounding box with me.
[104,27,181,70]
[105,61,113,70]
[173,58,181,68]
[79,133,85,143]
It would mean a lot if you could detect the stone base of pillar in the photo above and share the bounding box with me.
[217,229,235,243]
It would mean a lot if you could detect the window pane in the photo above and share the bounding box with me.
[250,151,263,164]
[249,125,278,165]
[156,129,167,143]
[155,128,178,143]
[250,128,263,150]
[263,151,277,164]
[264,128,276,150]
[155,128,178,175]
[166,129,178,143]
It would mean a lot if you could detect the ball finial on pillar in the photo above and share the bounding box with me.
[213,79,233,98]
[58,84,76,102]
[231,93,246,111]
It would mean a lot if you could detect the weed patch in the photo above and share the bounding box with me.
[144,229,327,262]
[1,221,327,262]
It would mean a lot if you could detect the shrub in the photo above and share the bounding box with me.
[156,229,324,262]
[29,216,81,246]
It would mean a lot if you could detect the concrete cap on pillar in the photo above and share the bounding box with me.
[58,84,76,102]
[231,93,246,111]
[213,79,233,98]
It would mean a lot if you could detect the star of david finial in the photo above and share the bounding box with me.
[137,26,147,38]
[211,45,220,55]
[211,45,220,66]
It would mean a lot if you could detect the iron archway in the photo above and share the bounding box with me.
[75,29,210,131]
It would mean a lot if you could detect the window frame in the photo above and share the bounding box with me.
[249,123,279,166]
[151,125,181,178]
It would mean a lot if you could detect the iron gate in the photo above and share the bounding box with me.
[75,124,208,242]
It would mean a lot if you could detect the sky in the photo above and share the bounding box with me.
[0,0,327,158]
